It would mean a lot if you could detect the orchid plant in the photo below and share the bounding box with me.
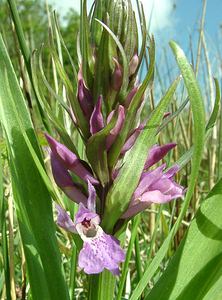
[2,0,222,299]
[44,0,184,291]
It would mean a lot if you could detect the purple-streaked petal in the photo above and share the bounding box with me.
[144,143,177,169]
[121,123,145,154]
[133,164,166,200]
[122,164,184,219]
[51,152,87,205]
[87,180,96,213]
[149,176,184,199]
[121,190,172,219]
[90,96,104,135]
[106,105,125,150]
[50,152,73,187]
[46,134,99,185]
[56,204,76,233]
[164,164,180,178]
[78,232,125,275]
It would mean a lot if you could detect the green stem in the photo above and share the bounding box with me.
[88,270,116,300]
[134,235,143,281]
[7,0,30,72]
[7,0,50,131]
[69,242,77,300]
[116,216,140,300]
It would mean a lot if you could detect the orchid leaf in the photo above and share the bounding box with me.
[80,0,94,87]
[147,178,222,300]
[0,35,69,300]
[206,77,221,131]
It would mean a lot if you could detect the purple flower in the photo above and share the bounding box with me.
[106,105,125,150]
[89,96,125,150]
[144,143,177,169]
[77,70,93,119]
[121,123,145,154]
[46,134,99,185]
[129,54,139,76]
[122,164,185,219]
[112,58,123,91]
[89,96,104,135]
[125,85,138,108]
[50,152,87,205]
[56,204,76,233]
[56,181,125,275]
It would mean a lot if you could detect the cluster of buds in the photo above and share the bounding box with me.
[45,0,185,275]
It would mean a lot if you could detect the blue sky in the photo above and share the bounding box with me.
[161,0,222,52]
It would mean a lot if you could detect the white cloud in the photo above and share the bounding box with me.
[49,0,93,16]
[137,0,174,33]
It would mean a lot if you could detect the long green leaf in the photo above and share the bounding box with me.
[147,179,222,300]
[0,153,11,300]
[129,41,205,300]
[116,216,141,300]
[206,78,221,130]
[0,35,69,300]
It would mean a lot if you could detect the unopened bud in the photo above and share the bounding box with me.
[129,54,139,76]
[112,58,123,91]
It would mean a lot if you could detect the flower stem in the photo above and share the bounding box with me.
[88,270,116,300]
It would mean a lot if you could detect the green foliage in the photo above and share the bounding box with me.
[0,35,69,300]
[147,178,222,300]
[130,40,206,300]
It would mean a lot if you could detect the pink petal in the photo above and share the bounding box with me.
[46,134,99,185]
[90,96,104,134]
[129,54,139,76]
[125,86,138,108]
[78,78,93,119]
[133,164,166,200]
[112,58,123,91]
[106,105,125,150]
[121,123,145,154]
[87,180,96,213]
[78,232,125,275]
[144,143,177,169]
[51,152,87,205]
[56,204,76,233]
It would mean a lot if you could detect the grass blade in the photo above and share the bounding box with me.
[0,35,69,300]
[147,179,222,300]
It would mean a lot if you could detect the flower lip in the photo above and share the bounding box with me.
[82,218,91,228]
[79,218,99,238]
